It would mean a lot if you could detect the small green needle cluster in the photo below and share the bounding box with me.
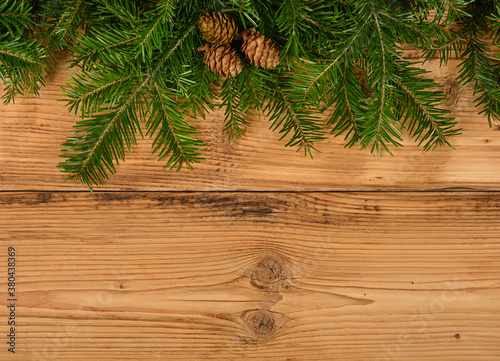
[0,0,46,103]
[1,0,500,189]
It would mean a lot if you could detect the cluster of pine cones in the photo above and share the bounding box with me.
[198,12,280,78]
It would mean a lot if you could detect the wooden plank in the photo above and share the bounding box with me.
[1,192,499,360]
[1,53,500,191]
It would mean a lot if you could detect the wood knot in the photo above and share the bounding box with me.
[250,254,288,290]
[243,309,276,337]
[443,79,459,107]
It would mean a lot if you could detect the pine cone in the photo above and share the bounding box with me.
[198,44,243,78]
[198,12,238,45]
[241,29,280,69]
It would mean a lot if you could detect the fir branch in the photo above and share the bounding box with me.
[41,0,87,51]
[220,67,270,140]
[147,83,204,170]
[62,70,139,117]
[297,11,336,39]
[241,66,269,111]
[265,76,326,155]
[458,36,500,124]
[0,0,32,34]
[456,1,500,125]
[276,0,307,61]
[370,3,390,155]
[60,75,146,189]
[303,13,371,102]
[490,5,500,44]
[151,21,199,76]
[376,9,445,49]
[181,62,218,117]
[326,61,364,148]
[422,32,464,65]
[59,19,199,188]
[434,0,471,24]
[68,23,138,69]
[96,0,142,25]
[395,63,460,150]
[135,0,176,60]
[0,0,46,104]
[0,46,39,65]
[221,76,251,140]
[228,0,260,28]
[353,1,403,155]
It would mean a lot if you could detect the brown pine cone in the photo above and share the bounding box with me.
[198,12,238,45]
[198,44,243,78]
[241,29,280,69]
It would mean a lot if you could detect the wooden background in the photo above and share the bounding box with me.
[1,51,500,360]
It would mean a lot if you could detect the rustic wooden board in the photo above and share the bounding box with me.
[2,39,500,361]
[1,53,500,191]
[1,192,499,360]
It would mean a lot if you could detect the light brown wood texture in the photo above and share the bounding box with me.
[1,52,500,191]
[1,192,500,360]
[1,48,500,361]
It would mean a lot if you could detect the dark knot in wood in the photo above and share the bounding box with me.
[250,254,287,290]
[444,79,459,107]
[244,309,276,337]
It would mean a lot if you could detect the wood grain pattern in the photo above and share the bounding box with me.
[1,53,500,191]
[1,192,499,360]
[2,44,500,361]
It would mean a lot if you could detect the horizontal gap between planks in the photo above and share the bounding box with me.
[1,188,500,194]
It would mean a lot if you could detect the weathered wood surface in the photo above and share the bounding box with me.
[1,53,500,191]
[2,49,500,361]
[1,192,500,360]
